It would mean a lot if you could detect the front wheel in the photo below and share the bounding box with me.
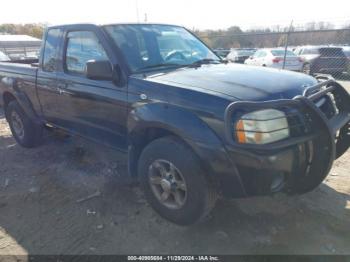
[138,136,217,225]
[6,100,43,148]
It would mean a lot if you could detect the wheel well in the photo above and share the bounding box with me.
[128,127,178,177]
[3,92,16,109]
[3,92,16,119]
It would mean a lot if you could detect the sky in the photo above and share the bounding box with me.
[0,0,349,30]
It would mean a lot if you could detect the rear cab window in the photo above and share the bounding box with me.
[42,28,62,72]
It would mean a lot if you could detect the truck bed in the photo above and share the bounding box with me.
[0,61,38,75]
[0,61,39,109]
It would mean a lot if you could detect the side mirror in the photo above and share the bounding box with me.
[86,60,113,81]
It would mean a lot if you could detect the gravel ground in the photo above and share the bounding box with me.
[0,81,349,258]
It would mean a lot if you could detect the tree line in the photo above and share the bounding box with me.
[194,22,350,49]
[0,24,45,39]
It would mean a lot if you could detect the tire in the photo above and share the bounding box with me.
[302,63,311,75]
[138,136,217,225]
[6,100,43,148]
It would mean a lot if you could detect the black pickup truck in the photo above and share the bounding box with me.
[1,24,350,225]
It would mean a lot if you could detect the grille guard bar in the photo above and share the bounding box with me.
[224,78,350,153]
[224,77,350,194]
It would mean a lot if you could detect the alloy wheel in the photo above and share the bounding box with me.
[11,111,25,140]
[148,159,187,209]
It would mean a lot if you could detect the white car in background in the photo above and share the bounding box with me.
[0,51,10,62]
[245,48,303,71]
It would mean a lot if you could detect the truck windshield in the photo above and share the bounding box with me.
[104,24,220,72]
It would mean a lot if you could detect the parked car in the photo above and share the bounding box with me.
[341,46,350,58]
[244,48,303,71]
[1,24,350,225]
[294,46,348,76]
[0,51,10,62]
[213,49,230,59]
[226,48,257,63]
[342,46,350,72]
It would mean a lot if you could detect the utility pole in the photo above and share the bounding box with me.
[282,20,293,69]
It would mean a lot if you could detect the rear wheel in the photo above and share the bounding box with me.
[302,63,311,75]
[6,100,43,148]
[138,136,217,225]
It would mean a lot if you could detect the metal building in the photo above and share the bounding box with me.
[0,35,41,60]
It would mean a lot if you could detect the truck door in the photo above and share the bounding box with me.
[55,28,128,151]
[36,28,62,123]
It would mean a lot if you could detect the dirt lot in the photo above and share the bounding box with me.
[0,82,349,258]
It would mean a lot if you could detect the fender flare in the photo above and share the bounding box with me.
[128,102,223,146]
[1,78,40,123]
[127,102,224,174]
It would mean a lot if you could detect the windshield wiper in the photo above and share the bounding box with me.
[136,59,223,73]
[188,58,222,67]
[137,63,183,72]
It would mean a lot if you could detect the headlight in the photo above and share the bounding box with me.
[235,109,290,144]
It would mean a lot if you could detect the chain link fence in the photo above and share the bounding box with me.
[198,28,350,80]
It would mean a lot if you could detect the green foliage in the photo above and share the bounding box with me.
[0,24,46,39]
[193,23,350,49]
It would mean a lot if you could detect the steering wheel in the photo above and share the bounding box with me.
[164,50,187,61]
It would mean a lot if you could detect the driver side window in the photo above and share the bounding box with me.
[65,31,108,75]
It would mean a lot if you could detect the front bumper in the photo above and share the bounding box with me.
[222,78,350,197]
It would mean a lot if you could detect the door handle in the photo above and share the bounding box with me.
[57,88,73,96]
[56,83,73,96]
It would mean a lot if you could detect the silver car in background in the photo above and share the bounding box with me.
[226,48,256,63]
[294,46,348,76]
[245,49,303,71]
[0,51,10,62]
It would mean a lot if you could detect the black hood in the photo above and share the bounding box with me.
[145,63,317,101]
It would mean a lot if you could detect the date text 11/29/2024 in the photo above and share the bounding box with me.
[127,256,219,261]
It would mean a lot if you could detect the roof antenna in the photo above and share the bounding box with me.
[136,0,140,23]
